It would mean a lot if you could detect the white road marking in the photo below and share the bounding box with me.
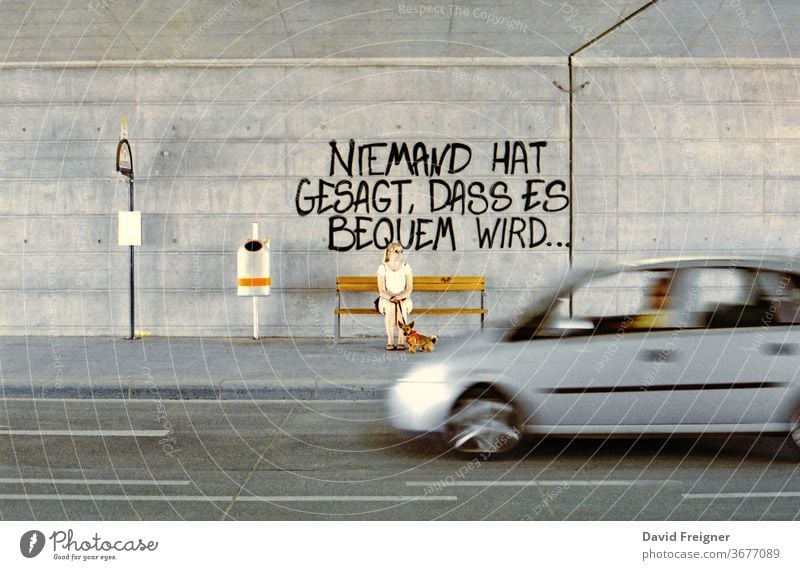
[0,494,458,502]
[683,492,800,499]
[0,479,189,486]
[0,429,170,437]
[406,480,677,487]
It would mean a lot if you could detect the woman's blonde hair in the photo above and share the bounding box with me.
[383,241,403,262]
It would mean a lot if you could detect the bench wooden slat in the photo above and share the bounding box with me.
[338,276,484,283]
[337,275,485,292]
[412,284,485,291]
[336,284,483,292]
[336,284,382,292]
[336,308,488,315]
[412,308,487,315]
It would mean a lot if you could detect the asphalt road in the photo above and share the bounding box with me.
[1,399,799,521]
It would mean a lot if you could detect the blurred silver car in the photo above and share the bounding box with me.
[386,257,800,455]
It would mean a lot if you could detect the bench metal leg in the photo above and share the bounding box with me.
[481,291,485,330]
[334,291,341,344]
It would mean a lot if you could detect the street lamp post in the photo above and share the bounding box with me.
[116,115,138,340]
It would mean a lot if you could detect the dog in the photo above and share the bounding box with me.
[400,320,438,353]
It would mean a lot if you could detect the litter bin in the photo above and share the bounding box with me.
[237,238,270,296]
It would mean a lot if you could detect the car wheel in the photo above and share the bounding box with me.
[443,392,521,455]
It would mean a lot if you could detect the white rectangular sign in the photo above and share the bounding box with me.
[118,211,142,246]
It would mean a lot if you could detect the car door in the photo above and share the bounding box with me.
[524,268,692,431]
[639,267,799,429]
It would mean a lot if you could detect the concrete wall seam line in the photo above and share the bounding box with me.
[571,56,800,68]
[0,57,569,70]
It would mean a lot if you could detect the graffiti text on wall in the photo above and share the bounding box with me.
[295,139,569,251]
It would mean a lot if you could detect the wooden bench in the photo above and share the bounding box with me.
[334,275,487,342]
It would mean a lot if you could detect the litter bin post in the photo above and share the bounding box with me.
[251,223,258,340]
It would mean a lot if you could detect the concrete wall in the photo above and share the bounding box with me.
[573,58,800,275]
[3,0,799,338]
[0,59,572,337]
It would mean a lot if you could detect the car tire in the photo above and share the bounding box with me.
[442,390,521,455]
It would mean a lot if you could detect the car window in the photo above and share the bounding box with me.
[509,265,800,341]
[570,271,653,321]
[693,267,789,328]
[756,271,800,324]
[690,267,755,307]
[543,270,671,335]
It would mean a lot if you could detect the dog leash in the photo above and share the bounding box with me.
[393,299,407,327]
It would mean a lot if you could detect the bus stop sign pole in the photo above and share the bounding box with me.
[116,115,136,340]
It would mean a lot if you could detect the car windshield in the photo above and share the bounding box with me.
[507,264,800,341]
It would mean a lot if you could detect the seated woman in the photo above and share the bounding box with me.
[376,241,413,350]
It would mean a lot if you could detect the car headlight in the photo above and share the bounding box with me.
[397,364,449,383]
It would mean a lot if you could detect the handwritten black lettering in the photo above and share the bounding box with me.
[301,140,567,251]
[429,179,514,215]
[522,179,569,212]
[476,217,548,249]
[328,139,472,177]
[491,141,547,175]
[328,216,456,252]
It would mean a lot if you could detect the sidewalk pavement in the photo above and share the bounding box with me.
[0,336,426,401]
